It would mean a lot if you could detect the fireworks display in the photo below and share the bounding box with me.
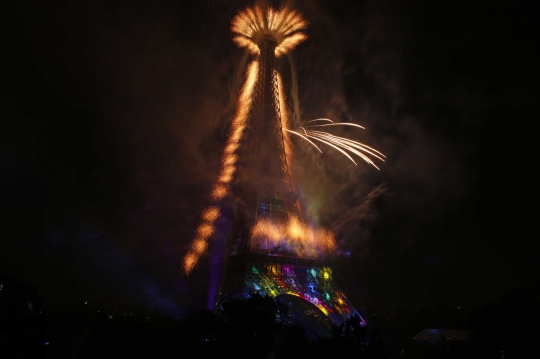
[183,60,259,274]
[250,216,336,257]
[182,5,384,274]
[231,6,308,57]
[286,119,386,169]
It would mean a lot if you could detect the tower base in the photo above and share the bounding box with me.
[215,253,366,332]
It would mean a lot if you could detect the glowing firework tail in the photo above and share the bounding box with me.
[183,61,259,274]
[232,6,307,57]
[287,119,386,169]
[212,60,259,201]
[276,71,293,176]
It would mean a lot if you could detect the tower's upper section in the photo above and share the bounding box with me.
[233,35,294,213]
[224,6,337,260]
[231,6,307,57]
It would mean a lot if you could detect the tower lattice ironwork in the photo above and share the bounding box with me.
[215,36,366,329]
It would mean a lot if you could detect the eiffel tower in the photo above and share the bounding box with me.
[215,35,366,330]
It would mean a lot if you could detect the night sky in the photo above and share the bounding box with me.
[2,0,537,316]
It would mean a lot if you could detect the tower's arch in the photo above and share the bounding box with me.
[275,293,332,339]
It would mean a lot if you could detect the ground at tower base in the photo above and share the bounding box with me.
[2,276,539,358]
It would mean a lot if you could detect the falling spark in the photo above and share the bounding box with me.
[309,131,381,168]
[287,120,386,169]
[284,129,322,153]
[311,123,365,129]
[307,118,333,123]
[305,133,359,165]
[310,131,385,160]
[232,6,307,57]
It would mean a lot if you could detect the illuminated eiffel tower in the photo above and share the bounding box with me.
[215,33,366,330]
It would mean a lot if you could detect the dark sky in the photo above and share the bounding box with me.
[2,0,537,315]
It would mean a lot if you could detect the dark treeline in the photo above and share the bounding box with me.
[1,280,539,358]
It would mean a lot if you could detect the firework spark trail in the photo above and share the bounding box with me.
[275,33,308,57]
[287,120,386,169]
[311,123,365,129]
[313,135,377,168]
[232,6,307,57]
[182,61,259,274]
[284,129,322,153]
[304,132,359,165]
[307,119,333,123]
[307,131,383,169]
[276,71,293,181]
[309,130,386,160]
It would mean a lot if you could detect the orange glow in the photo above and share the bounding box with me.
[275,33,308,57]
[224,142,239,154]
[215,59,258,197]
[276,71,293,185]
[196,224,214,239]
[183,252,198,274]
[250,217,336,258]
[212,184,227,201]
[232,6,307,57]
[287,217,304,238]
[218,172,232,184]
[202,207,219,222]
[233,36,260,55]
[192,239,208,255]
[183,207,221,273]
[224,154,238,166]
[218,165,235,183]
[183,60,259,274]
